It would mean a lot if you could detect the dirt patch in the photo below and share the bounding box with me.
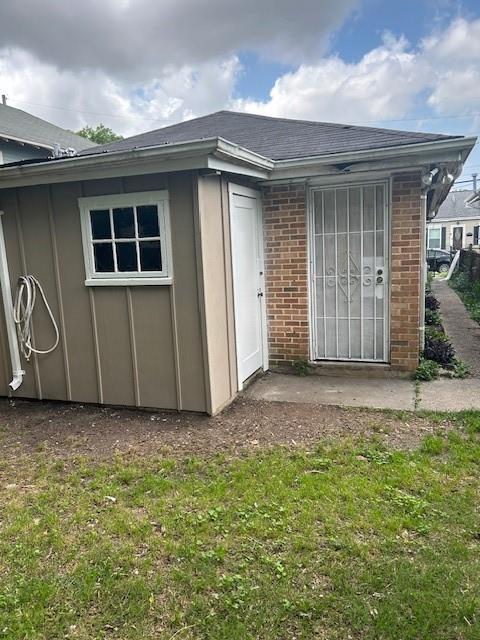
[0,395,453,461]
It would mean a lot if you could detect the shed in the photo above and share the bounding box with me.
[0,111,475,414]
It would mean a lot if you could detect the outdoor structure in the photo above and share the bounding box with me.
[0,97,95,164]
[0,110,475,414]
[427,179,480,251]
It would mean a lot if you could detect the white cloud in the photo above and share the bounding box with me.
[234,18,480,126]
[0,12,479,144]
[0,48,240,136]
[235,33,429,123]
[0,0,357,77]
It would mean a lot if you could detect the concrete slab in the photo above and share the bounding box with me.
[418,379,480,412]
[247,372,416,411]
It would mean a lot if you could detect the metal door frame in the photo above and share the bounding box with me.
[308,178,391,363]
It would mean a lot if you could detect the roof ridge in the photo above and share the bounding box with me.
[215,109,458,141]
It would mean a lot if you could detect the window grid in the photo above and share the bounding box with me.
[90,205,163,274]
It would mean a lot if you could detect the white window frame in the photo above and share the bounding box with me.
[78,190,172,286]
[427,224,442,249]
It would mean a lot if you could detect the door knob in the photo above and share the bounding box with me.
[376,276,383,284]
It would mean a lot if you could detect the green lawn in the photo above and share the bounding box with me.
[1,412,480,639]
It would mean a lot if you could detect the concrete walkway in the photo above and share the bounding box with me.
[433,279,480,377]
[247,371,480,412]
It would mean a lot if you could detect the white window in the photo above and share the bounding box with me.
[427,226,441,249]
[78,191,172,286]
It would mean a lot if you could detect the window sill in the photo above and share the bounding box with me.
[85,277,172,287]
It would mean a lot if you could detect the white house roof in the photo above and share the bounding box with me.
[433,189,480,221]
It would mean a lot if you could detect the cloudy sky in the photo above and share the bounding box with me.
[0,0,479,182]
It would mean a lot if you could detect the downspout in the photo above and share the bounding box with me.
[419,192,427,351]
[0,211,24,390]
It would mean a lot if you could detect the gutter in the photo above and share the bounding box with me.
[0,137,273,188]
[274,136,477,169]
[0,132,475,190]
[0,211,24,390]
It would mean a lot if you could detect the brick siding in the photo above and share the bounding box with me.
[262,183,309,366]
[262,173,423,371]
[389,171,423,371]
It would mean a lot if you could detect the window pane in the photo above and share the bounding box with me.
[94,243,114,272]
[139,240,162,271]
[90,209,111,240]
[428,228,441,249]
[116,242,137,271]
[137,205,160,237]
[113,207,135,238]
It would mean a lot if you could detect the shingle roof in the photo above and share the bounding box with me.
[79,110,460,161]
[434,189,480,220]
[0,103,96,152]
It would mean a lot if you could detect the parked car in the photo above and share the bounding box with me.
[427,249,451,273]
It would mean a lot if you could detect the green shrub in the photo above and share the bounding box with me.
[414,358,439,381]
[450,271,471,293]
[423,327,455,367]
[425,294,440,311]
[293,359,310,376]
[446,359,470,379]
[425,308,441,327]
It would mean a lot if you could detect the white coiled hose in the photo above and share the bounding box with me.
[13,275,60,361]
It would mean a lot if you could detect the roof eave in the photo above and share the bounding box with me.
[269,136,477,180]
[0,136,273,188]
[0,132,53,152]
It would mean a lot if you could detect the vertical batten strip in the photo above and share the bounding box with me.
[88,288,103,404]
[14,189,42,399]
[169,282,183,411]
[47,186,72,400]
[220,178,235,397]
[80,182,103,403]
[126,287,140,406]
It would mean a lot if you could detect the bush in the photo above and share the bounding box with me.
[425,294,440,311]
[450,271,471,293]
[449,359,470,379]
[425,308,441,327]
[423,327,455,367]
[414,358,439,381]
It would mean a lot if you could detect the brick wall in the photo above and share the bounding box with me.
[390,171,423,371]
[263,183,309,366]
[262,173,423,371]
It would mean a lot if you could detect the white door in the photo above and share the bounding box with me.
[311,182,389,362]
[229,184,266,387]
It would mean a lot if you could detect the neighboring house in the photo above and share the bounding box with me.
[427,181,480,251]
[0,110,475,414]
[0,96,96,164]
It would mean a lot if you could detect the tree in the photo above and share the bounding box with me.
[76,124,123,144]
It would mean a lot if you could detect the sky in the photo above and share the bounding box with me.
[0,0,479,184]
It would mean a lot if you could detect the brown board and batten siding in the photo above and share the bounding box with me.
[0,170,237,414]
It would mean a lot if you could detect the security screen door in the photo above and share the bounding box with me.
[312,183,389,362]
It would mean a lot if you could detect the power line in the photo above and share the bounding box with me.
[7,97,480,128]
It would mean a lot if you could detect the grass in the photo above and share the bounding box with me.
[450,271,480,324]
[1,413,480,639]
